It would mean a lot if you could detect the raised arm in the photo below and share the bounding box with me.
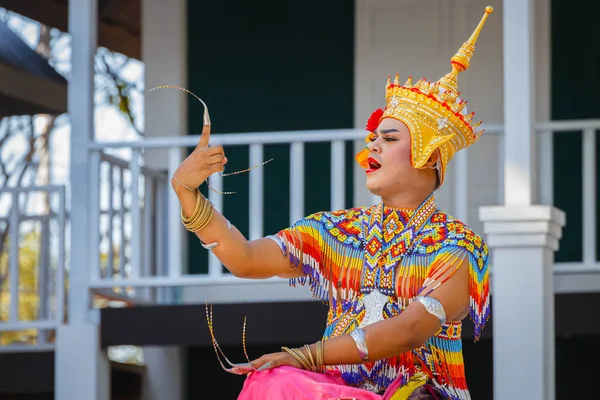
[171,123,302,280]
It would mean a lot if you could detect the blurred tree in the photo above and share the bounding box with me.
[0,230,41,345]
[0,9,143,345]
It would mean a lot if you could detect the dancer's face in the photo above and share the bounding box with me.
[365,118,437,199]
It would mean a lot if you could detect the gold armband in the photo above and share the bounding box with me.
[181,189,214,232]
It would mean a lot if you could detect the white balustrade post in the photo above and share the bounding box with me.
[89,151,101,281]
[582,128,596,266]
[479,2,564,400]
[290,143,305,225]
[249,144,264,240]
[37,218,50,344]
[168,147,184,278]
[208,173,223,277]
[57,1,110,399]
[129,149,142,279]
[503,0,536,206]
[330,140,345,211]
[8,192,19,323]
[453,149,469,224]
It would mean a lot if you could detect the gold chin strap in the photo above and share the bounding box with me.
[146,85,273,195]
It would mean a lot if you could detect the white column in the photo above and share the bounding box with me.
[141,346,186,400]
[479,206,564,400]
[502,0,536,205]
[57,1,111,399]
[142,0,188,278]
[56,323,111,400]
[142,0,188,170]
[479,1,564,399]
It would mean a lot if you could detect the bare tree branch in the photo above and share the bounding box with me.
[0,17,143,301]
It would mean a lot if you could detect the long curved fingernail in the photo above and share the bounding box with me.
[256,361,272,371]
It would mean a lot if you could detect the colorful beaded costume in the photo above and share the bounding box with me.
[276,196,489,399]
[275,7,492,400]
[235,6,493,400]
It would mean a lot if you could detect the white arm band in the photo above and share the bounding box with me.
[414,296,447,325]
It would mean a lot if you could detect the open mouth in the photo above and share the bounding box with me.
[366,157,382,173]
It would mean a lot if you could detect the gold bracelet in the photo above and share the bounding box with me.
[292,348,313,371]
[181,189,202,223]
[181,190,205,230]
[185,197,213,231]
[186,207,214,232]
[180,190,215,232]
[303,344,316,372]
[281,346,312,371]
[316,340,324,373]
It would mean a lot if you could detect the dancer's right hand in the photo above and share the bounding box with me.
[171,123,228,191]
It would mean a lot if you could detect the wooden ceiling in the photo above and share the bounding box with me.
[0,0,141,59]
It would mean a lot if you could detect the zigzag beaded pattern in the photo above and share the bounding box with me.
[277,201,489,399]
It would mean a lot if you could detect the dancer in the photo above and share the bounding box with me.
[171,6,493,399]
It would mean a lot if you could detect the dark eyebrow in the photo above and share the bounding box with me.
[375,128,400,134]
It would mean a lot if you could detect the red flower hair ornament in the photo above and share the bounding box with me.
[356,108,385,168]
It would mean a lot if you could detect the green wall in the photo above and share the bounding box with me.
[185,1,354,397]
[551,0,600,262]
[186,0,355,275]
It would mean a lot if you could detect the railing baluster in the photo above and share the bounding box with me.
[155,181,166,303]
[142,176,154,300]
[143,178,154,273]
[8,192,20,323]
[454,149,469,224]
[89,151,101,280]
[107,164,115,278]
[130,149,142,279]
[290,142,304,225]
[538,130,553,205]
[331,140,345,211]
[249,144,263,240]
[57,187,66,325]
[119,167,126,278]
[37,218,50,345]
[168,147,183,278]
[497,134,505,205]
[582,128,596,265]
[208,172,224,277]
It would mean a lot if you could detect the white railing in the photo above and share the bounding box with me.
[0,185,66,352]
[82,120,600,297]
[87,129,366,292]
[90,151,170,301]
[0,120,598,336]
[537,120,599,275]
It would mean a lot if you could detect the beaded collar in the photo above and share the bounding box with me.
[361,194,437,296]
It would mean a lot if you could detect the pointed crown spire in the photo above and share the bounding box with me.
[438,6,494,92]
[357,6,494,187]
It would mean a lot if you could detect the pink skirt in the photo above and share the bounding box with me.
[238,366,382,400]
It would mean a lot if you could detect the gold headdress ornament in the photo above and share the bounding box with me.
[357,6,494,186]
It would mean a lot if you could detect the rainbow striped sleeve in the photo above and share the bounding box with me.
[440,222,490,341]
[276,209,365,301]
[407,218,490,340]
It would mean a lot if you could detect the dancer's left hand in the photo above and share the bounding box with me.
[234,351,302,374]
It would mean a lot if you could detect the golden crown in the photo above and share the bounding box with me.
[359,6,494,186]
